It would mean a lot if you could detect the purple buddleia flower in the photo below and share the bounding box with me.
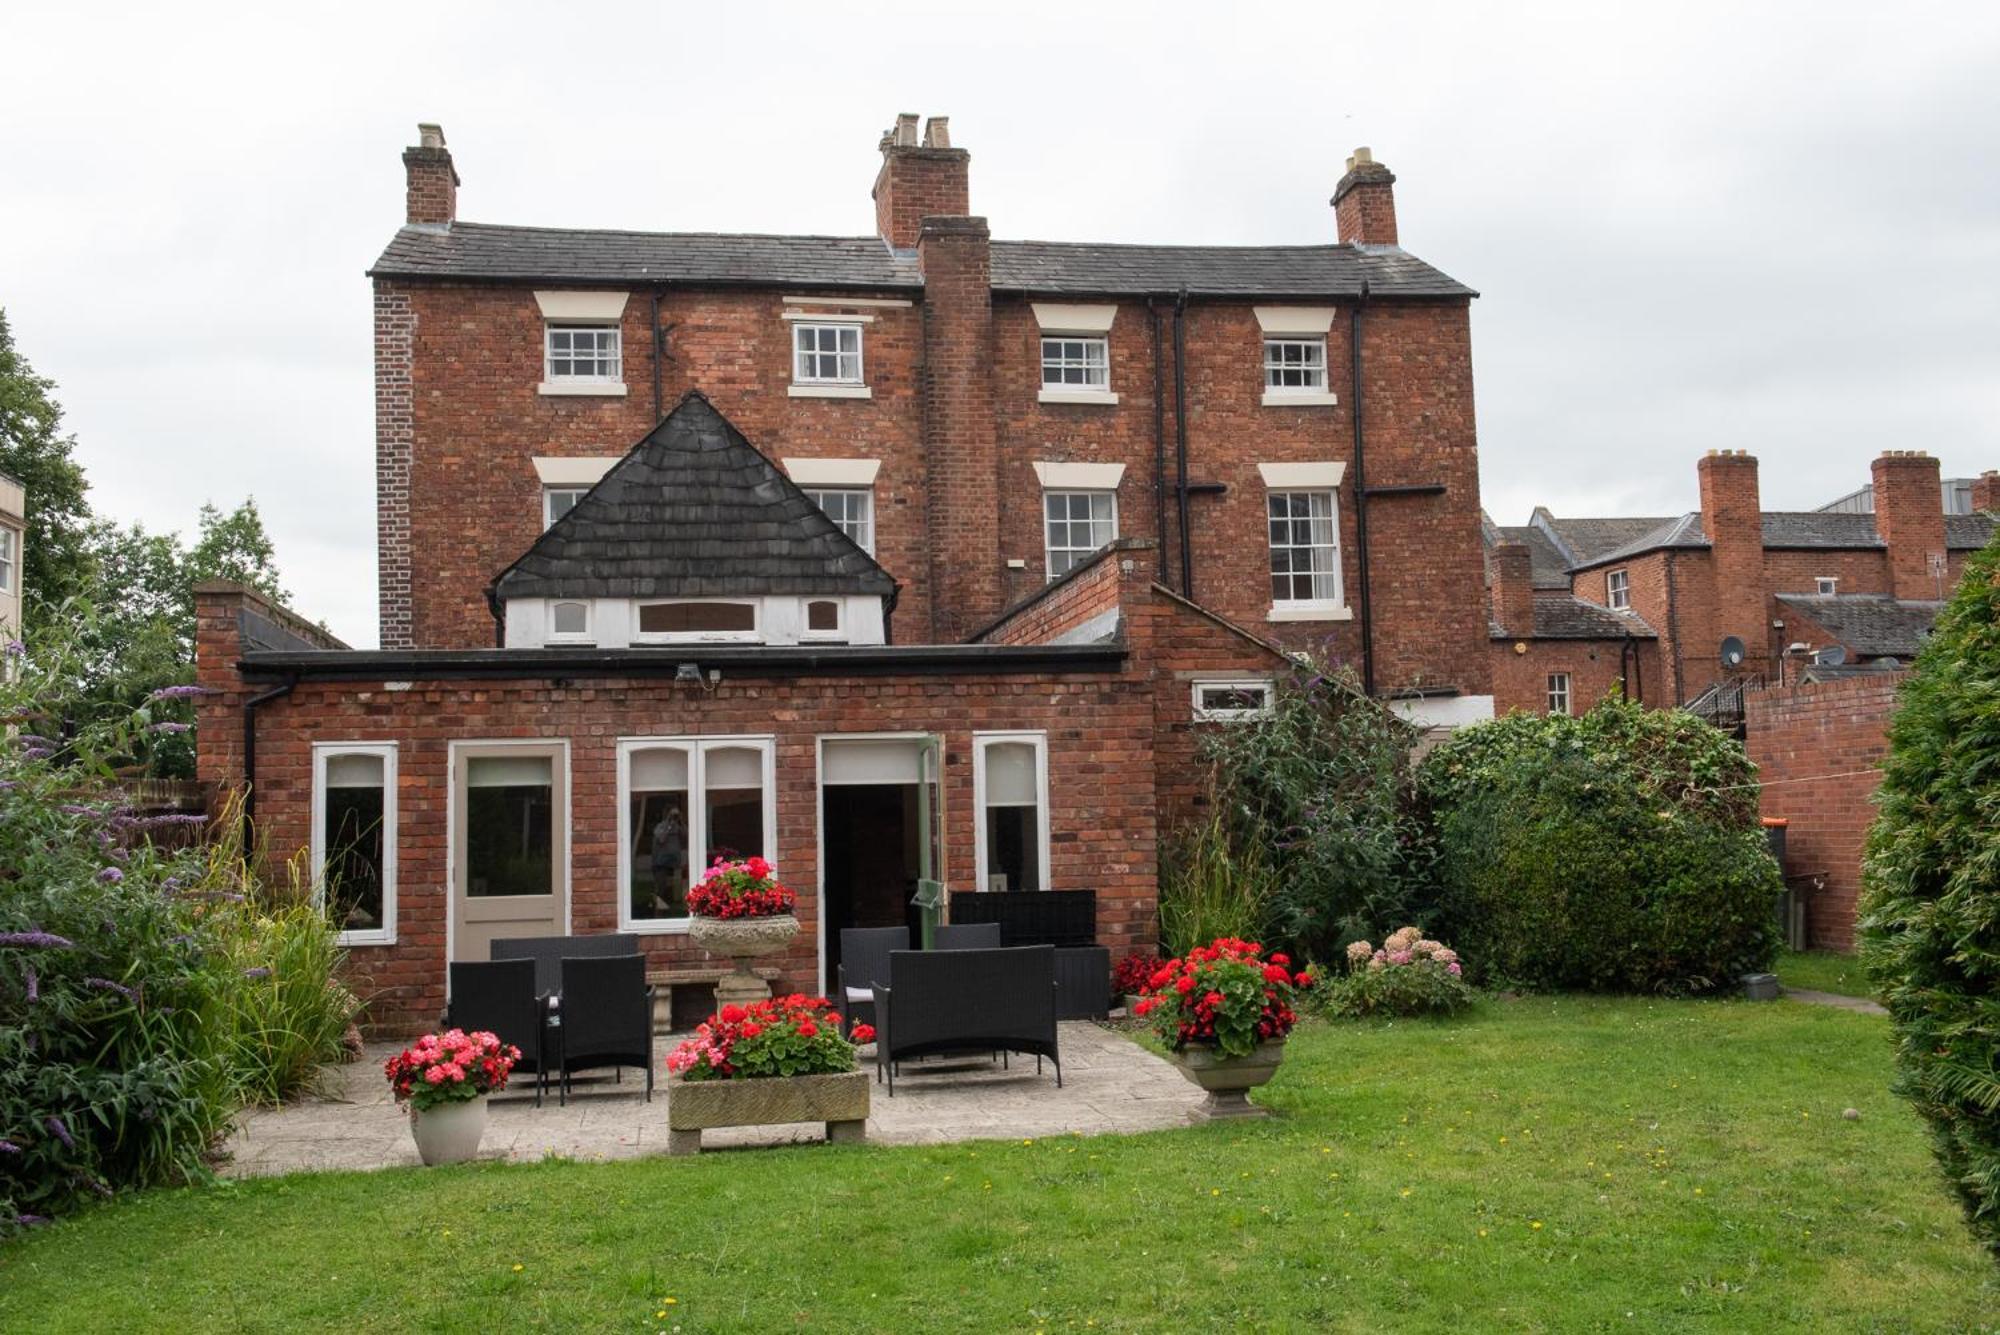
[58,803,99,817]
[86,977,137,1001]
[0,1139,21,1154]
[0,780,16,791]
[23,746,53,759]
[108,846,130,862]
[75,1175,112,1199]
[25,965,38,1003]
[242,966,272,980]
[45,1117,75,1151]
[3,638,26,657]
[146,722,192,735]
[149,684,214,700]
[15,1214,50,1228]
[96,867,124,884]
[16,734,56,748]
[0,931,75,950]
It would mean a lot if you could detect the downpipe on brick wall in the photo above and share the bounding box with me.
[1150,301,1169,577]
[1350,282,1377,696]
[1172,289,1194,598]
[240,676,297,846]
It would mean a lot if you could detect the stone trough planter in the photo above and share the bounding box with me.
[665,1069,870,1155]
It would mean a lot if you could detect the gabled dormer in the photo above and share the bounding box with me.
[490,393,898,648]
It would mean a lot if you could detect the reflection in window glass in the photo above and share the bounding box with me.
[982,741,1042,892]
[466,756,553,898]
[323,753,386,932]
[629,748,690,922]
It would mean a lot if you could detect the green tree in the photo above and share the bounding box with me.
[1861,534,2000,1263]
[0,308,92,623]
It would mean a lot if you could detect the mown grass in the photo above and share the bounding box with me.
[1779,949,1875,1000]
[2,996,1991,1333]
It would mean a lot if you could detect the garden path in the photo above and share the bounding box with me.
[1783,987,1888,1016]
[222,1021,1201,1176]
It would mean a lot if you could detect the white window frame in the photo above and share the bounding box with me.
[1266,488,1347,619]
[1191,678,1277,722]
[1607,569,1631,610]
[805,487,875,556]
[616,736,778,934]
[540,323,624,394]
[1043,489,1119,580]
[311,742,397,947]
[1263,337,1329,391]
[972,731,1051,895]
[801,598,846,642]
[0,526,14,595]
[546,600,593,645]
[543,486,588,529]
[632,599,761,644]
[1547,673,1572,716]
[792,321,866,389]
[1039,335,1113,402]
[1815,576,1838,595]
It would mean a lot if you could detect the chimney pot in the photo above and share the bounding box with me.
[895,112,920,146]
[402,122,459,226]
[1332,148,1399,245]
[873,111,970,250]
[922,116,951,148]
[418,122,445,150]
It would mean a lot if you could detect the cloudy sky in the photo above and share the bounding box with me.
[4,2,1997,646]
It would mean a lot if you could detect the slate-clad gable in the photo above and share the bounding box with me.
[1775,594,1944,659]
[491,393,897,603]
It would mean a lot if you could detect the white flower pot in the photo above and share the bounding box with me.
[410,1094,488,1165]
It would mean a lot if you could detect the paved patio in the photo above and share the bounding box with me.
[222,1021,1203,1176]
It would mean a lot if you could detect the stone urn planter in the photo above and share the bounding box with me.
[409,1095,489,1165]
[665,1069,869,1155]
[1169,1040,1286,1121]
[689,913,800,1007]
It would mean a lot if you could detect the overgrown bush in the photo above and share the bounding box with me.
[1190,662,1425,961]
[1315,927,1477,1019]
[1419,698,1780,994]
[0,638,353,1233]
[1860,535,2000,1262]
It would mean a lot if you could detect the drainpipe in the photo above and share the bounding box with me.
[1150,301,1169,577]
[1172,289,1193,598]
[1349,282,1376,695]
[1665,550,1684,705]
[240,676,297,844]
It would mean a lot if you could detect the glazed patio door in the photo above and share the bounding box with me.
[451,741,568,964]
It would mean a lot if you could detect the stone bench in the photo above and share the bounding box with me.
[646,966,782,1033]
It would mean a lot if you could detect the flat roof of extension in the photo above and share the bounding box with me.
[237,641,1128,683]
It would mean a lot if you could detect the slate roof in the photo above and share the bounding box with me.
[368,223,1476,298]
[1485,521,1575,589]
[491,392,897,603]
[1529,593,1656,640]
[1775,594,1943,659]
[1562,510,1998,570]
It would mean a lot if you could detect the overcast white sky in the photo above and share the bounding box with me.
[4,2,1997,646]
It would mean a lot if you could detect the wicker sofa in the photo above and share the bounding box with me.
[873,945,1061,1095]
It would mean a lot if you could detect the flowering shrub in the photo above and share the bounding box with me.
[665,996,871,1081]
[384,1029,521,1113]
[0,636,352,1235]
[1316,927,1477,1019]
[1133,938,1308,1057]
[1112,952,1162,999]
[685,856,797,919]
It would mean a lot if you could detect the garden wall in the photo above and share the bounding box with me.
[1744,672,1908,950]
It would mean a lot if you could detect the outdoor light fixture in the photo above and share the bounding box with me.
[674,662,702,684]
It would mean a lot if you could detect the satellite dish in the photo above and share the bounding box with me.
[1814,645,1848,667]
[1719,635,1747,669]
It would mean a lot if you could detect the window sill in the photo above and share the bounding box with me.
[1267,603,1354,622]
[538,381,628,397]
[617,918,693,936]
[789,383,873,399]
[1262,390,1339,407]
[1038,389,1120,406]
[337,931,396,948]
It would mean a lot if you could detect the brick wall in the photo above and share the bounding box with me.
[1873,451,1948,602]
[972,541,1130,646]
[1490,635,1658,715]
[1697,450,1768,678]
[1744,672,1907,950]
[374,288,416,649]
[919,217,1002,640]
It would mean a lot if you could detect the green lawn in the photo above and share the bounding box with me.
[1779,949,1876,1000]
[3,997,1991,1333]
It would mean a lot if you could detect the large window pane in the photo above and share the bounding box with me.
[705,745,766,865]
[466,756,553,897]
[630,790,690,920]
[638,602,757,635]
[324,754,386,932]
[981,739,1044,892]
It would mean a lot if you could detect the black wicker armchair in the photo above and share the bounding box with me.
[491,932,637,997]
[836,926,907,1040]
[932,922,1002,950]
[874,945,1060,1096]
[443,958,547,1106]
[554,954,655,1105]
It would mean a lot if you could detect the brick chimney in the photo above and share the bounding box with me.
[873,114,969,251]
[1492,543,1535,637]
[1873,450,1947,601]
[403,123,458,226]
[918,215,1000,638]
[1972,470,2000,514]
[1331,147,1398,246]
[1696,449,1766,668]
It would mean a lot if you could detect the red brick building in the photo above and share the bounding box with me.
[197,117,1498,1031]
[1485,449,1994,716]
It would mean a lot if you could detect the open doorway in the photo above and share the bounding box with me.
[820,737,938,988]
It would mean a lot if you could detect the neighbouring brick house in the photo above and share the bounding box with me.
[197,116,1497,1032]
[1485,449,1994,716]
[0,470,22,642]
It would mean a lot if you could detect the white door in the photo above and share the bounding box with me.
[451,742,568,963]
